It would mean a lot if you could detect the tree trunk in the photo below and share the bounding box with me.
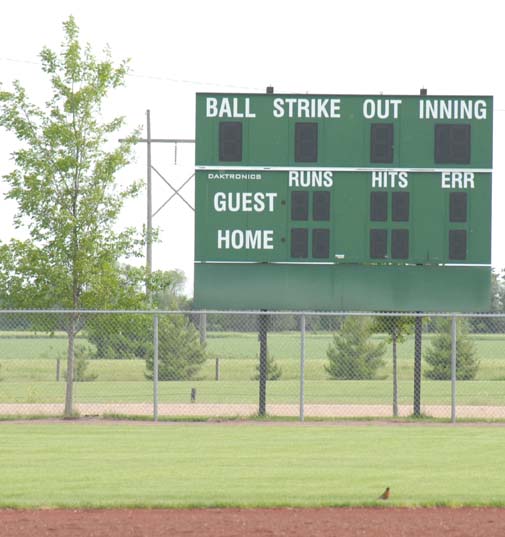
[64,313,78,418]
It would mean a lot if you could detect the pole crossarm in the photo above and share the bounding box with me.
[135,138,195,143]
[119,138,195,144]
[119,110,196,281]
[151,165,195,213]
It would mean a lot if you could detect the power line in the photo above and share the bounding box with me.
[0,56,265,91]
[0,56,39,65]
[2,56,505,107]
[128,71,264,91]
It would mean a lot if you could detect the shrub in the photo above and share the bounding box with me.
[325,316,386,380]
[252,352,282,381]
[424,318,479,380]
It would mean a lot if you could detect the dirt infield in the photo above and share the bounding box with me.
[2,508,505,537]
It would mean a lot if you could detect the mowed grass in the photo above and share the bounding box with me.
[1,422,505,508]
[2,331,505,407]
[2,379,505,406]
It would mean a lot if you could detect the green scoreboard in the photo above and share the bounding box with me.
[194,93,493,311]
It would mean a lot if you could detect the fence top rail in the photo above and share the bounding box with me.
[0,309,505,318]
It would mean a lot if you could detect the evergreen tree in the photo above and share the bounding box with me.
[325,316,386,380]
[424,318,479,380]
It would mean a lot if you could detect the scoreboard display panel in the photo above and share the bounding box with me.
[194,93,493,311]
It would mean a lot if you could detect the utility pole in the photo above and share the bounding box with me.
[121,110,195,301]
[146,110,153,291]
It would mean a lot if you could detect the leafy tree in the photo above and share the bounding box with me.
[82,267,206,381]
[491,270,503,312]
[424,318,479,380]
[373,315,414,416]
[151,269,191,310]
[0,17,142,416]
[85,267,195,360]
[325,316,386,380]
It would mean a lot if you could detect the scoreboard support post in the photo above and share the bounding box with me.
[258,312,268,416]
[413,316,423,417]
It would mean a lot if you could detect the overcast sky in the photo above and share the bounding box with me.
[1,0,504,295]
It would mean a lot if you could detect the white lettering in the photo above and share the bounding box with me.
[271,98,341,118]
[264,192,277,211]
[273,98,284,118]
[214,192,226,211]
[288,171,334,188]
[298,98,310,118]
[206,98,218,117]
[217,229,274,250]
[317,98,330,118]
[475,100,487,120]
[420,99,487,120]
[371,171,409,188]
[213,192,278,212]
[217,229,230,249]
[464,172,475,189]
[371,171,383,188]
[390,99,402,119]
[441,172,475,189]
[220,99,232,118]
[363,99,403,119]
[244,98,255,118]
[205,97,256,118]
[363,99,375,119]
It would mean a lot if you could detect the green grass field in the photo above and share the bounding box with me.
[1,331,505,408]
[1,422,505,508]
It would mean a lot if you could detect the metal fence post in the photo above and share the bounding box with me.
[153,313,159,422]
[451,316,457,423]
[299,314,306,422]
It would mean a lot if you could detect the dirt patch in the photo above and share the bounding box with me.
[1,508,505,537]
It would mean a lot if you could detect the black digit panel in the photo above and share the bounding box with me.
[391,229,409,259]
[435,124,471,164]
[370,229,388,259]
[219,122,242,161]
[312,229,330,258]
[449,230,467,260]
[370,123,394,163]
[291,228,308,258]
[450,192,468,222]
[291,191,309,220]
[392,192,410,222]
[313,191,330,221]
[295,123,318,162]
[370,191,388,221]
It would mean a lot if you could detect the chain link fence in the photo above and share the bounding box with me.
[1,310,505,421]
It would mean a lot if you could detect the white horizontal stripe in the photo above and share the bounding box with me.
[195,260,491,267]
[196,165,493,173]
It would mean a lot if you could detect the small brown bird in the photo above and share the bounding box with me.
[378,487,390,500]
